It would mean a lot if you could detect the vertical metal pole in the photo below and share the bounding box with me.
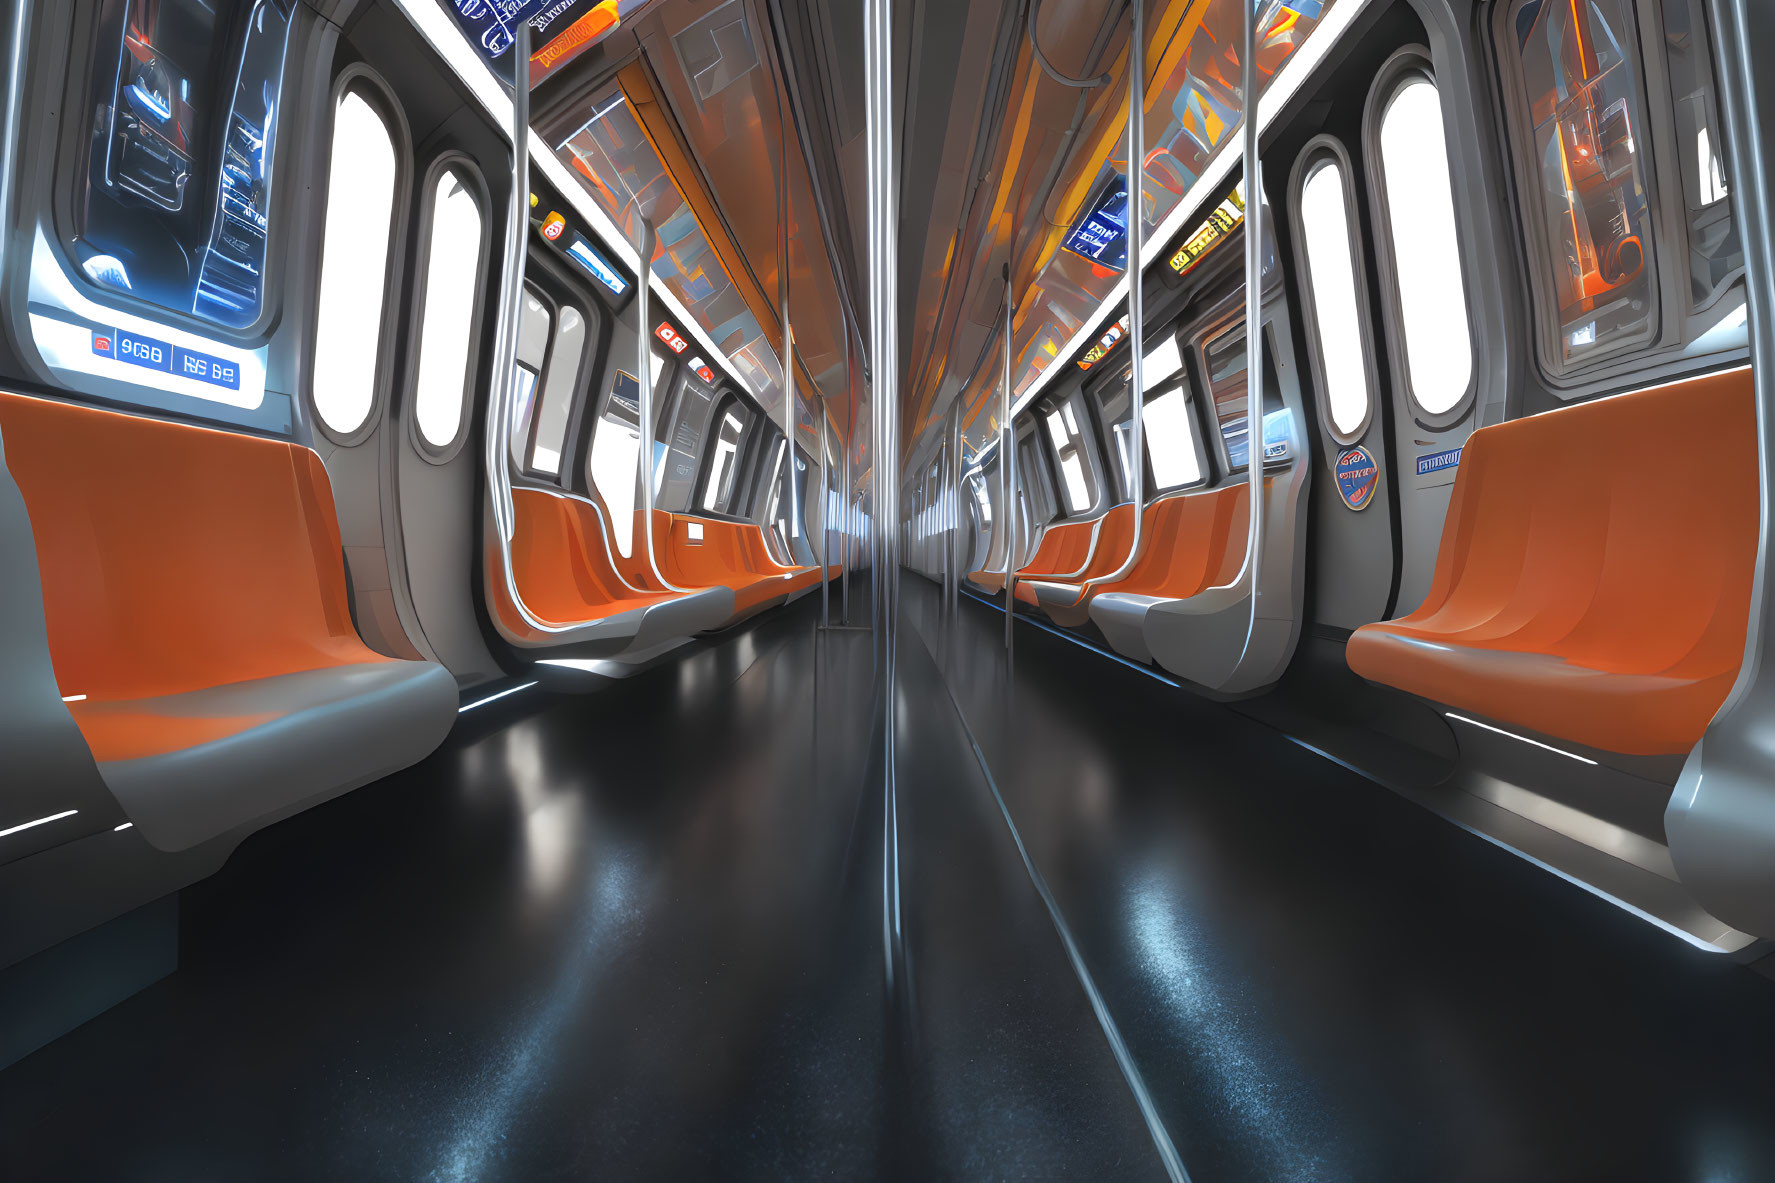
[865,0,898,734]
[820,405,831,624]
[1237,0,1267,666]
[775,81,801,566]
[636,215,684,592]
[949,401,962,620]
[1002,274,1016,651]
[486,23,532,551]
[1088,0,1145,588]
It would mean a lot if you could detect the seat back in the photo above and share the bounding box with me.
[1072,503,1139,582]
[1409,368,1756,672]
[506,489,643,625]
[1020,519,1094,576]
[654,511,765,588]
[0,393,380,703]
[1114,484,1250,598]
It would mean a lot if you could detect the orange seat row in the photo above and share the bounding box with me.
[968,517,1097,594]
[491,490,834,648]
[1347,368,1756,757]
[982,484,1251,629]
[0,392,455,851]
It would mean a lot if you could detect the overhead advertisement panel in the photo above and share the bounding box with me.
[446,0,641,85]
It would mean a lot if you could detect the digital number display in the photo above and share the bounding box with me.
[92,329,240,391]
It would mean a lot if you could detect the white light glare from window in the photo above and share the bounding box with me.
[1142,337,1182,391]
[312,91,398,436]
[531,306,586,476]
[1299,158,1371,437]
[1378,77,1473,416]
[414,171,483,449]
[1144,387,1201,489]
[1044,408,1090,513]
[591,415,642,557]
[702,413,743,511]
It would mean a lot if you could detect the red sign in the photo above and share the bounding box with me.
[655,322,688,353]
[687,355,716,383]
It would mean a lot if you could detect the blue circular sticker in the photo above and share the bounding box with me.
[1334,445,1379,511]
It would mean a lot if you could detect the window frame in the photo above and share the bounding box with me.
[524,300,592,480]
[308,69,412,448]
[1088,328,1209,500]
[509,281,558,475]
[48,0,306,344]
[1039,388,1105,518]
[694,392,755,517]
[1287,135,1380,446]
[1490,0,1745,392]
[405,154,491,464]
[1493,0,1668,380]
[1363,50,1478,431]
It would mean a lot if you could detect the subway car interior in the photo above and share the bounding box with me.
[2,0,1775,1177]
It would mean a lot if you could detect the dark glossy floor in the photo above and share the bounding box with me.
[3,580,1775,1181]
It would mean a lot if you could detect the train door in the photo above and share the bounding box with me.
[1286,135,1392,629]
[1363,48,1481,614]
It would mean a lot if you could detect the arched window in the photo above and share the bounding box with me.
[1371,70,1474,420]
[312,87,399,439]
[412,166,486,454]
[1292,143,1376,441]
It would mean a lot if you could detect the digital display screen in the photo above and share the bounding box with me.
[74,0,296,330]
[1061,176,1129,272]
[90,326,240,390]
[566,236,629,298]
[447,0,552,58]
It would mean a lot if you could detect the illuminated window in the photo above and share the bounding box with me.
[68,0,296,328]
[590,371,643,557]
[1504,0,1658,372]
[1099,337,1190,499]
[1375,75,1473,416]
[312,89,398,438]
[529,306,586,476]
[1144,387,1202,491]
[702,410,746,511]
[1296,154,1373,439]
[413,169,484,451]
[1204,321,1286,472]
[1044,405,1092,515]
[508,290,553,466]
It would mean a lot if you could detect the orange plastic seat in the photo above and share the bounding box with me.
[1105,485,1249,598]
[1020,504,1138,625]
[652,511,795,617]
[1346,368,1757,757]
[970,519,1096,593]
[0,392,457,851]
[488,490,734,650]
[1086,483,1264,664]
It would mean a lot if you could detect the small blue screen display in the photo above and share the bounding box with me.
[1061,176,1129,272]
